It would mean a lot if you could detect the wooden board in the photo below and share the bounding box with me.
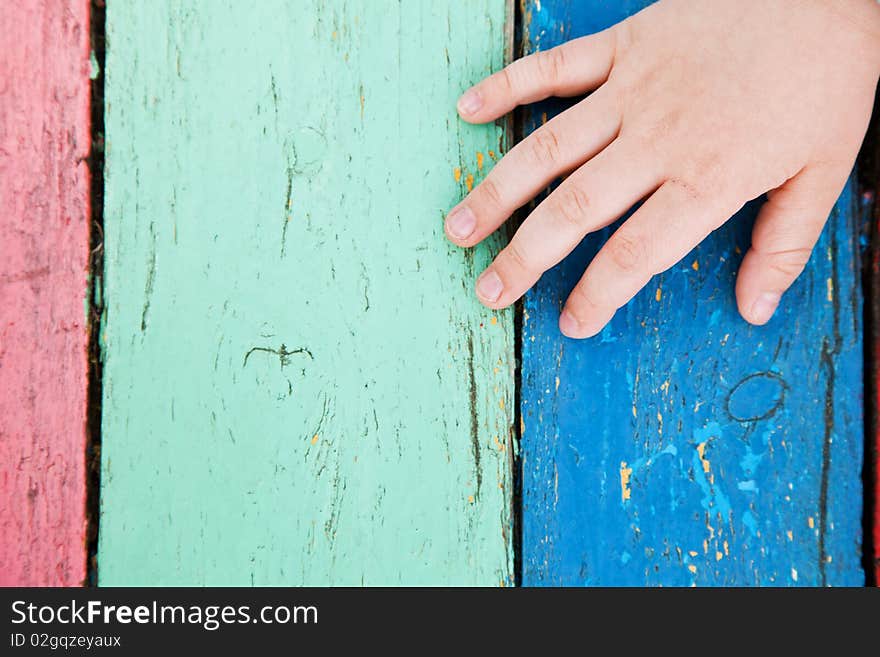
[520,0,865,586]
[0,0,91,586]
[99,0,514,585]
[871,199,880,585]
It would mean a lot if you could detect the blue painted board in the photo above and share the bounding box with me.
[521,0,864,586]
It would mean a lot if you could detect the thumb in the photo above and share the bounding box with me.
[736,163,851,325]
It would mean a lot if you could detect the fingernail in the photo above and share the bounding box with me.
[457,88,483,116]
[445,206,477,240]
[476,270,503,303]
[559,310,581,337]
[750,292,781,325]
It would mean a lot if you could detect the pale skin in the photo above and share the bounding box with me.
[445,0,880,338]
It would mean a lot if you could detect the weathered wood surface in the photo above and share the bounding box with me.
[521,0,864,586]
[871,196,880,585]
[99,0,514,585]
[0,0,91,586]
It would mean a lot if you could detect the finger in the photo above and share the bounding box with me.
[735,162,851,325]
[474,137,663,309]
[445,85,622,246]
[456,24,622,124]
[560,179,736,338]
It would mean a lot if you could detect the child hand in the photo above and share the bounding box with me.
[445,0,880,338]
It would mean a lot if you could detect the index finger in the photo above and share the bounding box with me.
[457,25,623,124]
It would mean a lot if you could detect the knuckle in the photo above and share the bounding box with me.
[765,248,813,278]
[768,259,807,279]
[498,65,516,96]
[503,58,532,96]
[503,238,535,274]
[665,176,704,203]
[535,47,566,85]
[525,127,562,167]
[478,176,505,211]
[570,282,604,314]
[607,233,644,274]
[682,152,724,190]
[554,185,592,229]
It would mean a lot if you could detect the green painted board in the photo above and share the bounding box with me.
[99,0,514,585]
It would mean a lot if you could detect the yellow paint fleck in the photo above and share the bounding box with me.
[499,398,505,410]
[688,550,698,557]
[826,277,833,302]
[734,245,742,255]
[691,260,699,271]
[555,376,560,392]
[331,30,338,39]
[310,434,319,445]
[453,167,461,182]
[619,461,632,501]
[703,539,708,554]
[490,315,497,325]
[808,516,814,529]
[465,173,474,192]
[655,287,662,302]
[696,441,711,473]
[493,435,505,451]
[723,540,729,556]
[520,417,525,435]
[660,379,670,395]
[468,495,475,504]
[688,564,697,574]
[632,405,637,419]
[476,151,484,171]
[540,111,548,124]
[715,551,723,562]
[786,530,793,541]
[488,150,496,160]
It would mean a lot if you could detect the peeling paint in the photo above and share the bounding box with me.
[619,462,632,502]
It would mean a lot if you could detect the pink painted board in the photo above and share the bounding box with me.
[0,0,91,586]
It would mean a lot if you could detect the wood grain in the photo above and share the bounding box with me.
[99,0,514,585]
[520,0,865,586]
[0,0,91,586]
